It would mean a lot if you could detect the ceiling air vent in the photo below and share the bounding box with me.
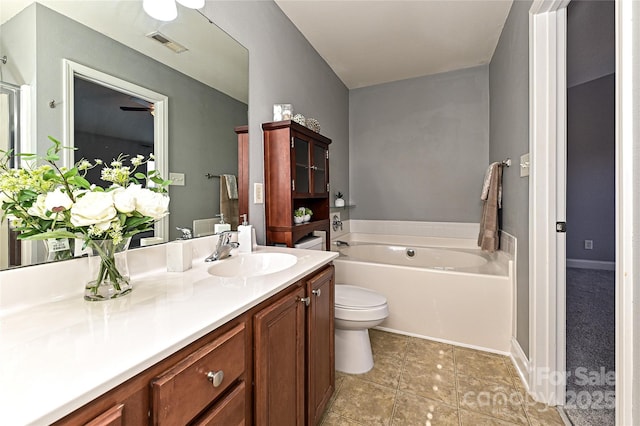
[146,31,188,54]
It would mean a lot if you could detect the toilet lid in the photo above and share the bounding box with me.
[335,285,387,309]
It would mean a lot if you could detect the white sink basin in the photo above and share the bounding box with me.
[207,253,298,278]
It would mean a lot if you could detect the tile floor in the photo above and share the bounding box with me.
[321,329,566,425]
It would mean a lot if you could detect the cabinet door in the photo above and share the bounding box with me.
[311,143,328,196]
[306,265,335,425]
[254,286,306,425]
[293,136,310,195]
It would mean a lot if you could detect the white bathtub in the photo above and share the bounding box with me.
[332,233,513,353]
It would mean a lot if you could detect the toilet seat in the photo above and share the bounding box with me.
[335,285,387,309]
[335,285,389,322]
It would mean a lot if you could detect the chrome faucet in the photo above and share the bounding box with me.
[205,230,239,262]
[334,240,349,247]
[176,226,193,240]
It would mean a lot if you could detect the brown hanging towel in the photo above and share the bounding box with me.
[478,162,502,252]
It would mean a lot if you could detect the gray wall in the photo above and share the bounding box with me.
[208,1,350,242]
[567,74,615,262]
[348,66,489,222]
[489,0,531,356]
[567,0,615,88]
[8,4,248,241]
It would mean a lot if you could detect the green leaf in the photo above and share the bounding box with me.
[63,167,79,178]
[20,230,77,241]
[134,172,146,179]
[70,175,91,189]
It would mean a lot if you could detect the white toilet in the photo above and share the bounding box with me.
[334,284,389,374]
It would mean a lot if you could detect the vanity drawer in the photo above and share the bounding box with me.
[192,381,245,426]
[151,322,246,425]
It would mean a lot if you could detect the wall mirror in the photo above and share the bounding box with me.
[0,0,249,269]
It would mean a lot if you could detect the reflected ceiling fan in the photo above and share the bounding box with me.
[120,97,155,116]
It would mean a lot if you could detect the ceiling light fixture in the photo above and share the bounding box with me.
[176,0,205,9]
[143,0,177,21]
[143,0,204,22]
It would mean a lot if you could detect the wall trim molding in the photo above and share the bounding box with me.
[566,259,615,271]
[510,336,531,392]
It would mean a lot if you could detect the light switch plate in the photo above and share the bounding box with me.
[254,183,264,204]
[520,153,530,177]
[169,172,185,186]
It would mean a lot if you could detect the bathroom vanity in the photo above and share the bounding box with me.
[0,242,337,425]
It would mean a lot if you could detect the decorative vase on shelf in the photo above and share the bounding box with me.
[294,215,304,224]
[84,237,132,301]
[334,198,345,207]
[303,214,311,222]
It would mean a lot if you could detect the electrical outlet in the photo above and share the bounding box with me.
[585,240,593,250]
[169,172,185,186]
[254,183,264,204]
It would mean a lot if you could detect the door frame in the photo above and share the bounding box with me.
[528,0,569,407]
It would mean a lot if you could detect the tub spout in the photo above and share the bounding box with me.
[334,240,349,247]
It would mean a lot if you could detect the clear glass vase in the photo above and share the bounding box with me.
[43,237,75,262]
[84,238,132,301]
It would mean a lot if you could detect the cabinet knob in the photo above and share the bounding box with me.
[312,289,322,297]
[206,370,225,387]
[299,296,310,306]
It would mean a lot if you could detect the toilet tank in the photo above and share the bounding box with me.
[294,236,324,250]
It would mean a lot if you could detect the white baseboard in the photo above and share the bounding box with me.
[566,258,615,271]
[375,326,510,356]
[510,337,531,392]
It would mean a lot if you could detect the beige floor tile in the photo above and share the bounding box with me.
[460,409,523,425]
[355,353,404,389]
[322,411,366,426]
[399,357,458,405]
[457,375,528,425]
[455,348,514,386]
[369,329,410,360]
[391,390,459,426]
[406,339,455,372]
[331,376,396,426]
[523,398,565,426]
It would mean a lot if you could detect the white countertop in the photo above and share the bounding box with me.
[0,245,337,425]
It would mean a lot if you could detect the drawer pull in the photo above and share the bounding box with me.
[299,297,310,306]
[206,370,225,387]
[312,289,321,297]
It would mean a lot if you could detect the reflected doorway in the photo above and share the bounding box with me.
[74,77,155,247]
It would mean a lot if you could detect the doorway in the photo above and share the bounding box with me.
[564,1,616,424]
[63,59,169,242]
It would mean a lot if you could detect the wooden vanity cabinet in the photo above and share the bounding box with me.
[53,264,335,426]
[263,120,332,249]
[306,265,335,425]
[254,264,335,425]
[52,317,250,426]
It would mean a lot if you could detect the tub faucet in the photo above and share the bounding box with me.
[334,240,349,247]
[205,230,239,262]
[332,214,343,231]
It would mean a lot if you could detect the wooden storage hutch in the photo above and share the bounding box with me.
[263,120,331,250]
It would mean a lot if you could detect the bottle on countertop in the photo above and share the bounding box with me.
[214,213,231,234]
[237,214,253,253]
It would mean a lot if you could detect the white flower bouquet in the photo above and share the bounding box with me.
[0,136,170,300]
